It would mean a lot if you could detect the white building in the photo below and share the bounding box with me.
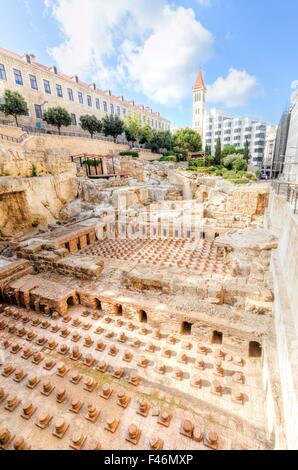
[263,125,277,174]
[192,70,206,138]
[203,108,267,167]
[283,90,298,182]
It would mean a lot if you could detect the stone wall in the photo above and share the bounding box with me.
[23,133,129,156]
[0,147,76,178]
[0,173,77,235]
[266,190,298,449]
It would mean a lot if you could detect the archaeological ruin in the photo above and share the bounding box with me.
[0,128,297,451]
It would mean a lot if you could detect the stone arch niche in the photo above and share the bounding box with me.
[94,298,102,310]
[66,294,79,307]
[139,310,148,323]
[249,341,262,358]
[116,304,123,316]
[212,330,223,345]
[181,321,192,335]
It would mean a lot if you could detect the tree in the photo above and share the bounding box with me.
[43,106,71,135]
[0,90,29,126]
[243,139,250,163]
[205,144,211,155]
[232,157,247,172]
[79,115,102,138]
[124,114,143,144]
[140,122,153,145]
[102,114,124,142]
[149,130,173,153]
[214,137,222,166]
[172,128,202,161]
[222,144,236,157]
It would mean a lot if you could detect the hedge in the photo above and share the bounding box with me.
[119,151,139,158]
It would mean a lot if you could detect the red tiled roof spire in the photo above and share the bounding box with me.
[193,70,206,89]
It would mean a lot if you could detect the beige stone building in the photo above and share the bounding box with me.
[0,47,171,132]
[192,70,206,137]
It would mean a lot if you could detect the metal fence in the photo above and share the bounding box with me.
[272,180,298,214]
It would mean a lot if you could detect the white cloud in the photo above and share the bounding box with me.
[197,0,212,7]
[44,0,214,105]
[207,68,258,107]
[290,80,298,89]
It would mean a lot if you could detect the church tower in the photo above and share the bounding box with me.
[192,70,206,138]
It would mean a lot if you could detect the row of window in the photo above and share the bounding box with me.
[205,137,265,147]
[207,117,266,132]
[0,62,169,130]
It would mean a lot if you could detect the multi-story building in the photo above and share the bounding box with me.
[283,90,298,183]
[203,108,267,168]
[271,107,292,179]
[192,70,206,137]
[263,125,277,176]
[0,47,171,132]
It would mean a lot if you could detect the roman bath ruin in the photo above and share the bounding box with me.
[0,130,297,451]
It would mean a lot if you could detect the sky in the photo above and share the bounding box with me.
[0,0,297,128]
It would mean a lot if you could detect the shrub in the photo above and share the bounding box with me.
[232,157,247,172]
[83,159,101,166]
[222,154,238,170]
[226,176,249,184]
[159,155,176,162]
[119,151,139,158]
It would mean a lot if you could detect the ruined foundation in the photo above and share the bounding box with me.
[0,147,295,450]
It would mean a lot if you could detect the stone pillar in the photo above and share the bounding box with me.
[79,235,87,250]
[69,239,78,253]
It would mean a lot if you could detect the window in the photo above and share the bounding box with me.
[56,84,63,98]
[110,103,114,114]
[103,101,108,112]
[0,64,7,80]
[13,68,23,85]
[43,80,51,94]
[78,92,83,104]
[34,104,43,119]
[123,108,126,116]
[29,74,38,90]
[67,88,74,101]
[70,113,77,126]
[117,106,120,115]
[95,98,100,110]
[87,95,92,107]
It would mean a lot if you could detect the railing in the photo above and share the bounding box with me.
[272,181,298,214]
[0,119,128,144]
[0,131,28,144]
[71,152,126,179]
[20,125,120,142]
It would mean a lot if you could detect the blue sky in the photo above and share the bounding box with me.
[0,0,297,127]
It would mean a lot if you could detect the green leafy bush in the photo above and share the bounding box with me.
[159,155,176,162]
[83,159,101,166]
[226,177,249,184]
[232,157,247,172]
[119,151,139,158]
[222,154,238,170]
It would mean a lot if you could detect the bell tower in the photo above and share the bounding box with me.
[192,70,206,138]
